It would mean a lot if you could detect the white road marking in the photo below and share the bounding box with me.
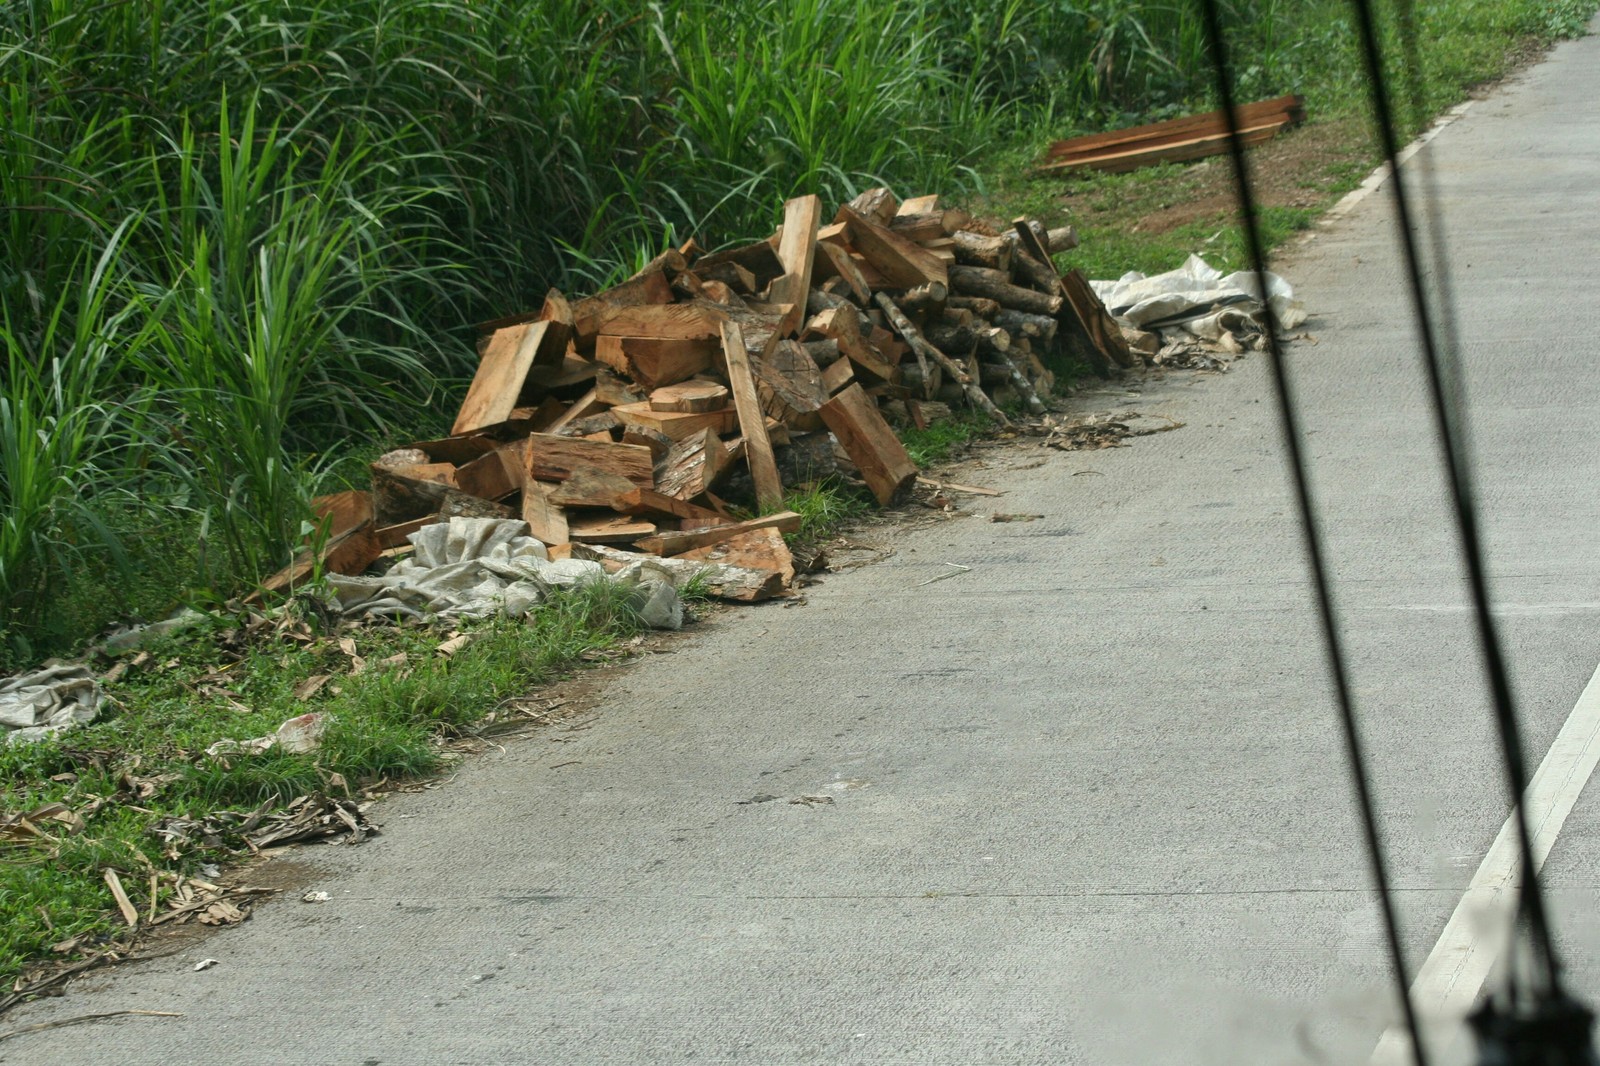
[1371,657,1600,1064]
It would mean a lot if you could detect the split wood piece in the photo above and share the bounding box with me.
[1047,225,1079,253]
[594,366,648,407]
[720,321,784,512]
[520,479,568,547]
[613,487,724,523]
[700,279,743,307]
[839,187,898,225]
[568,514,656,545]
[994,308,1059,344]
[1062,268,1137,369]
[453,443,525,502]
[610,401,739,441]
[696,260,758,294]
[655,427,729,501]
[521,354,598,397]
[691,239,786,290]
[410,433,497,466]
[524,434,653,486]
[627,247,688,283]
[571,268,674,349]
[678,526,796,592]
[893,281,946,314]
[801,337,841,368]
[818,383,919,506]
[649,381,729,413]
[255,520,383,601]
[886,213,947,242]
[371,463,456,525]
[950,230,1013,271]
[636,511,801,557]
[533,289,576,368]
[439,492,515,521]
[573,542,786,603]
[925,320,1012,360]
[678,236,704,262]
[751,340,826,432]
[558,411,622,439]
[896,193,939,215]
[821,357,855,396]
[311,491,373,540]
[524,395,571,432]
[453,321,560,434]
[623,427,673,462]
[547,466,637,509]
[544,388,605,435]
[594,335,718,391]
[839,206,948,290]
[874,292,1005,422]
[812,240,873,304]
[949,265,1063,316]
[1038,94,1304,173]
[947,295,1001,318]
[1009,249,1060,294]
[768,194,822,337]
[595,302,727,342]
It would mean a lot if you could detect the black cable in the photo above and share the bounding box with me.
[1343,0,1563,1000]
[1191,3,1429,1063]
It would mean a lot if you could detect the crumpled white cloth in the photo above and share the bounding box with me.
[1,662,102,745]
[1092,254,1307,340]
[328,517,682,629]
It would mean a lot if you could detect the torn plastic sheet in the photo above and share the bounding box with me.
[1,663,102,745]
[328,516,683,630]
[1092,253,1306,341]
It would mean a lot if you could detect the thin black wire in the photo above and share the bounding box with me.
[1344,0,1564,1001]
[1192,3,1428,1062]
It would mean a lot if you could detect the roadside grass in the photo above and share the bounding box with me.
[900,414,996,468]
[0,584,641,986]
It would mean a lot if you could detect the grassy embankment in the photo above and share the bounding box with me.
[2,0,1594,993]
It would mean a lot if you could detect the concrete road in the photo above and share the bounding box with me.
[8,26,1600,1066]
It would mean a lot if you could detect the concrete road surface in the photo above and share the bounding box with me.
[7,23,1599,1066]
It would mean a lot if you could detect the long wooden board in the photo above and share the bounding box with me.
[1041,94,1304,163]
[1038,119,1292,175]
[453,322,549,434]
[720,321,784,511]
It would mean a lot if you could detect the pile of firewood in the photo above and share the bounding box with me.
[278,188,1136,604]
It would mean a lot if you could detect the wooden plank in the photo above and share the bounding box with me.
[896,194,939,215]
[453,322,547,434]
[524,434,654,485]
[610,401,739,441]
[593,335,717,391]
[821,357,855,396]
[520,479,568,546]
[768,194,822,338]
[649,382,729,413]
[839,206,947,290]
[568,514,656,545]
[720,321,784,511]
[1042,94,1303,161]
[453,443,524,502]
[636,511,802,556]
[1038,119,1291,175]
[613,486,725,523]
[311,490,373,540]
[655,427,728,501]
[819,383,918,505]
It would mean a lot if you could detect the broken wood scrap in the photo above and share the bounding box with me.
[573,542,788,602]
[654,427,729,501]
[720,321,784,512]
[609,401,739,441]
[594,335,717,391]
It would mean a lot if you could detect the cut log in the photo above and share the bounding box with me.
[839,206,948,290]
[1009,250,1060,294]
[819,383,919,506]
[720,321,784,511]
[751,340,826,431]
[547,466,637,508]
[649,381,729,413]
[925,320,1012,360]
[896,193,939,215]
[695,260,758,294]
[453,321,551,434]
[655,427,729,501]
[594,335,717,390]
[947,295,1002,318]
[610,401,739,441]
[524,435,653,485]
[950,230,1013,271]
[874,292,1007,422]
[994,308,1059,344]
[520,479,568,547]
[949,265,1063,316]
[887,213,947,242]
[372,462,458,525]
[636,511,802,556]
[568,514,656,545]
[893,281,947,314]
[1047,225,1079,253]
[439,493,516,520]
[801,337,842,368]
[557,411,622,439]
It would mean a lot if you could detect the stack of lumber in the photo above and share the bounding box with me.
[274,188,1135,604]
[1035,94,1305,176]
